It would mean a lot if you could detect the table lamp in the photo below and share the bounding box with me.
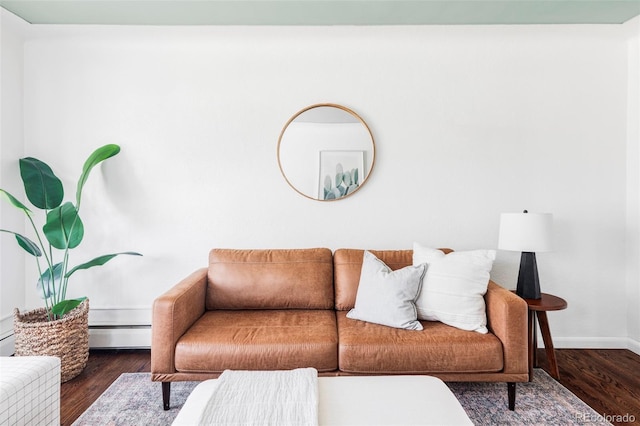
[498,210,553,299]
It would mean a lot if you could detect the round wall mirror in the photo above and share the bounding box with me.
[277,104,375,201]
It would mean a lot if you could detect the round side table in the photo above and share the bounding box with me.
[520,293,567,381]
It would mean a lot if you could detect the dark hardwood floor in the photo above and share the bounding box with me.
[61,349,640,426]
[538,349,640,426]
[61,349,151,426]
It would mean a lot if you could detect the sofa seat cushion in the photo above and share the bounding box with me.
[175,310,338,373]
[337,311,503,374]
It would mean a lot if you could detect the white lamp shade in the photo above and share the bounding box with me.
[498,212,553,252]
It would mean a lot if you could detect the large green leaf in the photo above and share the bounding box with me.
[37,262,63,299]
[66,252,142,278]
[51,297,86,317]
[0,230,42,256]
[76,144,120,209]
[0,189,32,213]
[19,157,63,210]
[43,202,84,249]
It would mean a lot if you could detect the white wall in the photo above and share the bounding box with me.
[0,10,27,355]
[626,16,640,354]
[1,13,638,351]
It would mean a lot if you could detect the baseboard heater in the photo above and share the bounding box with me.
[89,325,151,349]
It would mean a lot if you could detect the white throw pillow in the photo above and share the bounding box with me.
[412,242,496,334]
[347,251,427,330]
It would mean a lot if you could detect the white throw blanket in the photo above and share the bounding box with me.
[197,368,319,426]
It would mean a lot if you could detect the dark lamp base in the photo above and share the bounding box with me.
[516,251,541,299]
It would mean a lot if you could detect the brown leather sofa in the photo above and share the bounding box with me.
[152,248,528,411]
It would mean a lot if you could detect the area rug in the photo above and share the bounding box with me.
[73,370,610,425]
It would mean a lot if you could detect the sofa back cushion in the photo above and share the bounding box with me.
[207,248,334,310]
[333,248,452,311]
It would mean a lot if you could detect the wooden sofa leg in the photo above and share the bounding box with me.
[507,382,516,410]
[162,382,171,411]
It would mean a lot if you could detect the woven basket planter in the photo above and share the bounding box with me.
[13,299,90,383]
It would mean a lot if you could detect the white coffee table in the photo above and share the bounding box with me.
[173,374,472,425]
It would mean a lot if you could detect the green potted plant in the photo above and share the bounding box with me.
[0,144,141,381]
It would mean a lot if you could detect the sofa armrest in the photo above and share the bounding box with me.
[485,281,528,374]
[151,268,208,375]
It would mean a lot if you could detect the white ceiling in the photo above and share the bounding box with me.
[1,0,639,26]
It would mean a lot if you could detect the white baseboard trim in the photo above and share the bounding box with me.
[627,338,640,355]
[553,337,640,355]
